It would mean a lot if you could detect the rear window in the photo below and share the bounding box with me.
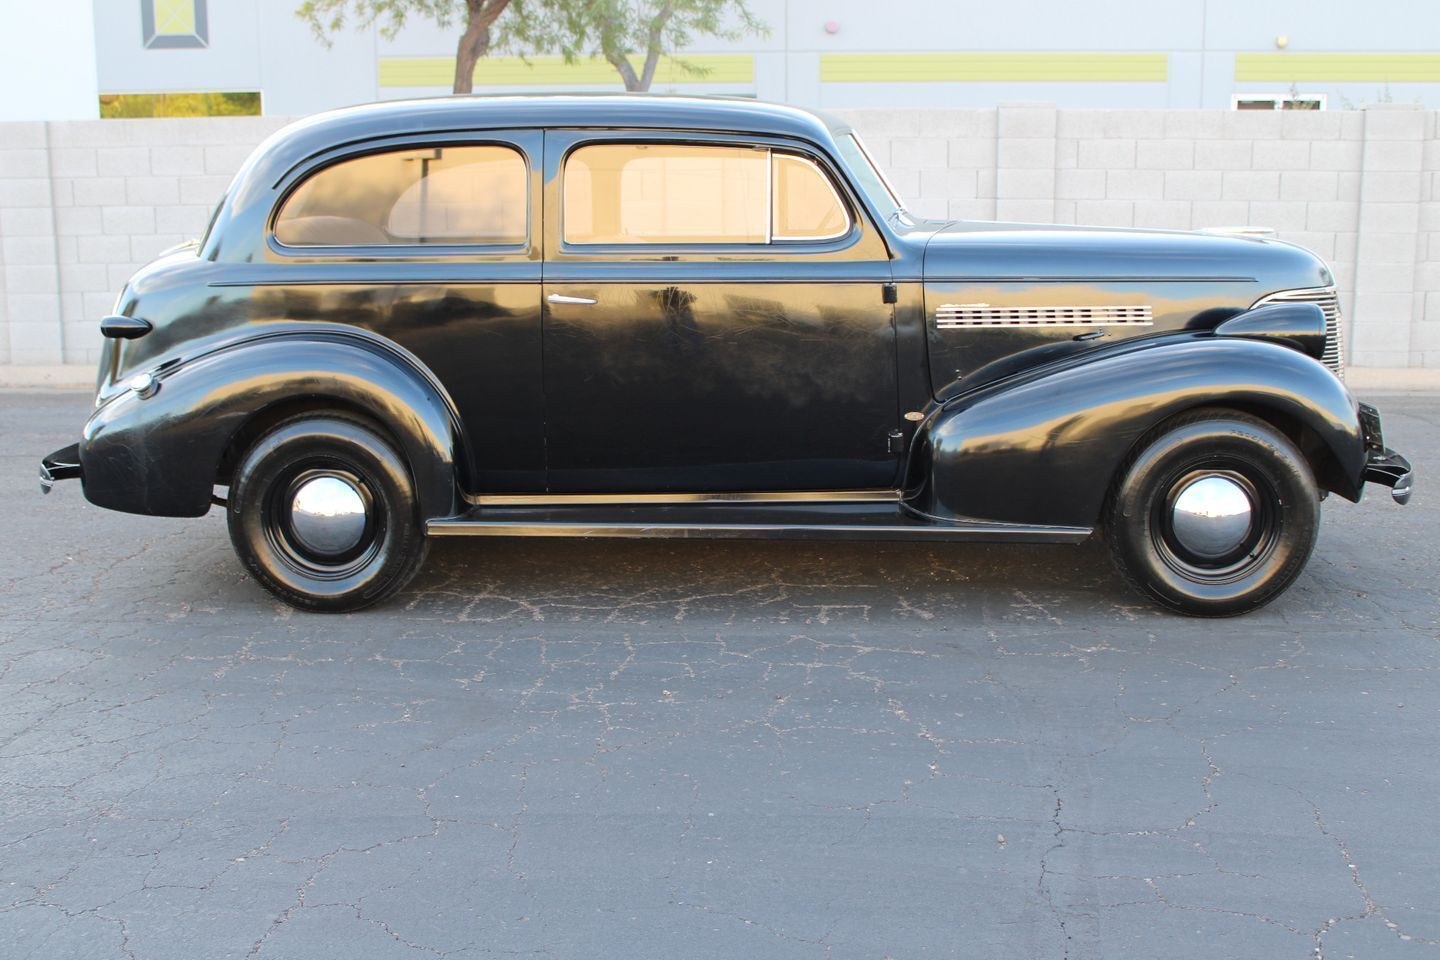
[274,145,527,247]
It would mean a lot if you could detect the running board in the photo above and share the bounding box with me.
[426,501,1092,544]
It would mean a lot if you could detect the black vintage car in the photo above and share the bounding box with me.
[40,95,1412,615]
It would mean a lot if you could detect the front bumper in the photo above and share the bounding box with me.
[39,442,82,494]
[1358,402,1414,505]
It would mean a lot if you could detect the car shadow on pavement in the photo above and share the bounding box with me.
[394,536,1155,626]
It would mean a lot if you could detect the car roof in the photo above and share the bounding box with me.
[264,94,848,167]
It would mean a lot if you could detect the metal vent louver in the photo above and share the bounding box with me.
[934,303,1153,329]
[1253,287,1344,380]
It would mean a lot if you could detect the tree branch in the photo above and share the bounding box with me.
[606,49,643,91]
[453,0,513,93]
[638,1,675,91]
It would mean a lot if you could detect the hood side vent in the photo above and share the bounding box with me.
[935,304,1153,329]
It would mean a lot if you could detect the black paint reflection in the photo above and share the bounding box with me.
[543,281,898,492]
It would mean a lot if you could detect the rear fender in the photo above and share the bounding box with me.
[903,335,1363,528]
[80,333,460,519]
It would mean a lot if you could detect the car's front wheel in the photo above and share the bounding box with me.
[1106,410,1320,617]
[227,413,428,612]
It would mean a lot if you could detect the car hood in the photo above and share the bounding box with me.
[921,220,1332,290]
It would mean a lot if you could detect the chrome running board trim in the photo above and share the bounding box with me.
[463,489,903,507]
[427,501,1093,544]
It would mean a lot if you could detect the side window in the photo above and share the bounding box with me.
[772,153,849,241]
[274,145,527,248]
[563,143,768,244]
[562,142,851,246]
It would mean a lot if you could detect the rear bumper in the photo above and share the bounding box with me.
[1358,402,1413,505]
[39,442,82,494]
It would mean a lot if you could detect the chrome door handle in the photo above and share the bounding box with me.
[547,293,598,305]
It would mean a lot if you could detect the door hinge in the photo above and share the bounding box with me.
[881,282,898,304]
[887,429,906,455]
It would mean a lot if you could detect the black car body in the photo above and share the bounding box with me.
[41,95,1413,614]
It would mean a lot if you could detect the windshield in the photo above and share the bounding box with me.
[835,133,909,224]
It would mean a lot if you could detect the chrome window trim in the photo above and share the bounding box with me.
[849,133,904,210]
[765,143,774,245]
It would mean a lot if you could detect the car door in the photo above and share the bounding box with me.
[265,131,546,492]
[541,130,900,493]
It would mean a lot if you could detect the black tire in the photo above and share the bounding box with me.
[1105,409,1320,617]
[227,413,428,612]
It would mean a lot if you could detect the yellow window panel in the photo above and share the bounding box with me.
[1235,53,1440,83]
[819,52,1168,83]
[154,0,196,36]
[379,54,754,89]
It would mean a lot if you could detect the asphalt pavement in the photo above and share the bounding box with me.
[2,390,1437,960]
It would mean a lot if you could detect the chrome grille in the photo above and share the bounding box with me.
[1254,286,1344,380]
[935,303,1153,329]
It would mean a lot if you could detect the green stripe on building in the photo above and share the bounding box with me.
[819,52,1168,83]
[380,54,754,88]
[1235,53,1440,83]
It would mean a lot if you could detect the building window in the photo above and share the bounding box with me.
[141,0,209,49]
[1232,94,1325,111]
[98,92,260,118]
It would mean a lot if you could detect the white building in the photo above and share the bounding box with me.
[0,0,101,121]
[5,0,1440,121]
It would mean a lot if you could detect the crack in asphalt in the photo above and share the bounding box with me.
[2,392,1437,959]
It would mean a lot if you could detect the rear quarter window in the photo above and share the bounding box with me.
[274,145,527,247]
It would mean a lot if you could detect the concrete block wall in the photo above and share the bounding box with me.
[0,116,289,370]
[2,106,1439,380]
[840,103,1440,372]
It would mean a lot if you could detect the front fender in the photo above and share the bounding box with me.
[904,335,1363,528]
[80,334,460,519]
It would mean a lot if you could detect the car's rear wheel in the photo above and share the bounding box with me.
[1106,409,1320,617]
[227,413,428,612]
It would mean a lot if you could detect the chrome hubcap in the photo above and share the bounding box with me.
[1170,475,1253,559]
[289,475,368,557]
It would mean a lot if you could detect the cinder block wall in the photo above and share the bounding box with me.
[839,103,1439,371]
[0,116,290,369]
[2,105,1438,376]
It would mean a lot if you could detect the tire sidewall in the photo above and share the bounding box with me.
[1110,415,1319,616]
[228,416,426,612]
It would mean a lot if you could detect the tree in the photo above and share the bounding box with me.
[504,0,767,92]
[298,0,515,94]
